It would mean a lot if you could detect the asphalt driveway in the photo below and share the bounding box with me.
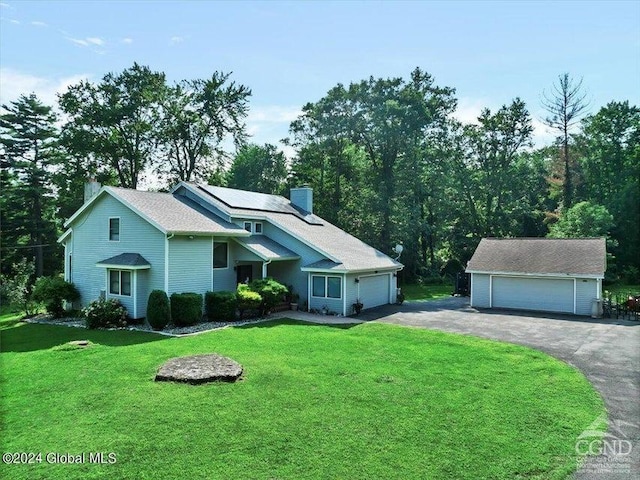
[357,297,640,480]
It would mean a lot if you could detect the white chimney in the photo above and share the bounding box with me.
[84,178,101,203]
[290,186,313,214]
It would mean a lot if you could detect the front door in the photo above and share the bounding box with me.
[236,265,253,285]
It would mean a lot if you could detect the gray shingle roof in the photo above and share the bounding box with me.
[105,187,247,235]
[233,236,300,261]
[466,238,606,276]
[96,253,151,268]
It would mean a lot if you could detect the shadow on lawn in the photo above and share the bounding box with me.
[0,322,168,353]
[234,318,361,330]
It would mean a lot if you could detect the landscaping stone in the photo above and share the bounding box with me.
[155,354,243,384]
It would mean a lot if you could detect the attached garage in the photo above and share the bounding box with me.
[358,274,392,309]
[466,238,606,316]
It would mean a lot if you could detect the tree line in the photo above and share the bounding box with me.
[1,63,638,289]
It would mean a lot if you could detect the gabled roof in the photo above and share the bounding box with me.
[65,187,249,237]
[175,182,402,272]
[233,236,300,261]
[466,238,606,277]
[96,253,151,269]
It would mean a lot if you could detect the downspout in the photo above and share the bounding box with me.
[262,259,272,279]
[165,233,174,293]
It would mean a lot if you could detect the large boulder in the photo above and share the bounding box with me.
[155,354,243,384]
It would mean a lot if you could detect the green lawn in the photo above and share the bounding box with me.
[401,283,454,301]
[0,319,604,479]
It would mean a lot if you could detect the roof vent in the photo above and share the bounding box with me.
[290,186,313,214]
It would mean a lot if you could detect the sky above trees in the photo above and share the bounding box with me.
[1,0,638,154]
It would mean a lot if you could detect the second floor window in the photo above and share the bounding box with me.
[109,218,120,241]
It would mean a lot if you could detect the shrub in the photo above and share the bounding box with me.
[236,284,262,319]
[32,276,80,318]
[84,298,127,329]
[147,290,171,330]
[248,278,288,315]
[170,292,203,327]
[0,258,37,316]
[205,291,237,321]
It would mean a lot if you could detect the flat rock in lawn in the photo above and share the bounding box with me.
[155,354,243,384]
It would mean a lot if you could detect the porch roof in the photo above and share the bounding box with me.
[96,253,151,270]
[233,236,300,261]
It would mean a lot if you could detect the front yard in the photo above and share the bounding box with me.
[1,317,604,479]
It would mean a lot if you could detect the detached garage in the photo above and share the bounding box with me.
[466,238,606,316]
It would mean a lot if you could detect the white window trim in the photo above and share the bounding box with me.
[108,269,132,297]
[254,222,263,234]
[243,221,252,232]
[213,241,229,270]
[311,275,342,300]
[108,217,121,242]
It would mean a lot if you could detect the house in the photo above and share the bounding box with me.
[466,237,606,315]
[58,182,403,318]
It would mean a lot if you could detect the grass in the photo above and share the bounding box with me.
[401,282,454,301]
[0,318,604,479]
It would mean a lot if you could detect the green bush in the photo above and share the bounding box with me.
[205,291,237,321]
[84,298,127,329]
[236,284,262,319]
[170,292,203,327]
[147,290,170,330]
[248,278,288,315]
[32,276,80,318]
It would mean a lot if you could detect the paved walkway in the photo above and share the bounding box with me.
[353,298,639,480]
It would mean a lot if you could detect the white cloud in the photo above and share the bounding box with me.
[0,68,91,108]
[86,37,104,46]
[31,20,46,27]
[10,18,19,24]
[247,105,302,124]
[0,2,11,7]
[452,97,491,126]
[170,36,184,45]
[121,37,133,44]
[68,37,89,47]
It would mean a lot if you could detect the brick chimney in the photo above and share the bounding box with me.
[290,186,313,214]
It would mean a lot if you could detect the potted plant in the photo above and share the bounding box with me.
[290,292,300,311]
[353,300,364,315]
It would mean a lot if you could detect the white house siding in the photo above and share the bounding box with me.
[71,195,165,318]
[261,222,325,308]
[576,278,598,315]
[168,236,212,296]
[470,273,491,308]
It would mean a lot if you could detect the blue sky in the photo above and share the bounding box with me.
[1,0,639,153]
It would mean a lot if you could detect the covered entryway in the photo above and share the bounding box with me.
[359,274,391,309]
[491,276,574,313]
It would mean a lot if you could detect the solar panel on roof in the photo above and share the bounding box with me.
[198,185,323,225]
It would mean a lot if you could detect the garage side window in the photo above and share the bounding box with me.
[312,275,342,299]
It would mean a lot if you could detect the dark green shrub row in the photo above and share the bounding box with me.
[205,291,237,321]
[170,292,203,326]
[32,276,80,318]
[147,290,170,330]
[236,284,262,319]
[84,298,127,329]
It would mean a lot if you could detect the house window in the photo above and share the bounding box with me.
[109,270,131,296]
[254,222,263,234]
[213,241,228,269]
[311,275,342,299]
[244,222,252,232]
[109,218,120,241]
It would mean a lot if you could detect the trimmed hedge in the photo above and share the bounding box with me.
[237,284,262,319]
[147,290,170,330]
[170,292,203,327]
[205,291,236,322]
[249,278,288,316]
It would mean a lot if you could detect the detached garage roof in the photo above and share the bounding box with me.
[466,238,606,277]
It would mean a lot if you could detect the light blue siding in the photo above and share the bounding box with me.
[345,273,360,315]
[576,278,598,315]
[212,237,236,292]
[168,236,212,296]
[70,194,165,319]
[492,276,574,313]
[471,273,490,308]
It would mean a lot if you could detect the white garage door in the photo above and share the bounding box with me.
[359,275,390,309]
[492,276,574,313]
